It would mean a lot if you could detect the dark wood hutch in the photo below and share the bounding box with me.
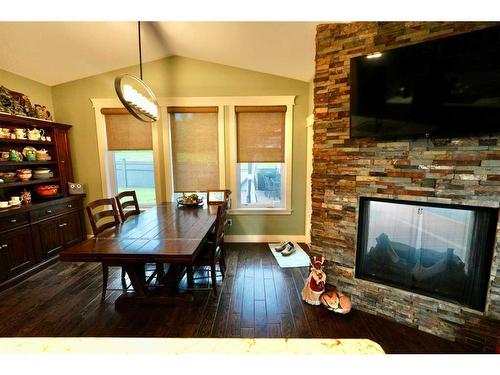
[0,113,86,290]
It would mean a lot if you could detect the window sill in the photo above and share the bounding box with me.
[228,208,293,216]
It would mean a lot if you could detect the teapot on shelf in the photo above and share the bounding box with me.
[8,149,23,162]
[35,148,51,161]
[27,128,45,141]
[14,128,27,139]
[0,128,11,139]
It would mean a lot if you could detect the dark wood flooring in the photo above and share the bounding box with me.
[0,243,480,353]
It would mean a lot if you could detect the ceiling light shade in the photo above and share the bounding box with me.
[115,74,159,122]
[115,22,159,123]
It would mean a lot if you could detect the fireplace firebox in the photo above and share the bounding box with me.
[355,197,498,310]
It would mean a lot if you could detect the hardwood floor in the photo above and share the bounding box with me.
[0,243,481,353]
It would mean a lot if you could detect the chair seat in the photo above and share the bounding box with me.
[184,198,228,296]
[194,242,221,265]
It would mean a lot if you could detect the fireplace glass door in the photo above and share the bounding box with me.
[356,197,497,310]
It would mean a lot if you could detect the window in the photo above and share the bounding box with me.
[103,109,156,206]
[169,107,220,193]
[112,151,156,206]
[93,97,293,212]
[233,105,290,211]
[238,162,283,208]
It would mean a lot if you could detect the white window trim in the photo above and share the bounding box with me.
[92,96,294,215]
[227,97,295,215]
[90,98,163,205]
[162,100,225,201]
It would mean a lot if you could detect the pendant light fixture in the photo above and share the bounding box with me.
[115,21,159,122]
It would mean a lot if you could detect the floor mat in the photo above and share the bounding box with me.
[268,242,310,268]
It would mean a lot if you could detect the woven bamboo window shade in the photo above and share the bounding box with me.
[102,108,153,150]
[169,107,220,192]
[235,106,286,163]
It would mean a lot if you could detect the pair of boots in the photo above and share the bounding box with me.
[274,241,296,256]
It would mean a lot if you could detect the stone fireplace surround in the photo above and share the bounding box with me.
[311,21,500,351]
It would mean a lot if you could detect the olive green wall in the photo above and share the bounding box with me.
[51,56,310,236]
[0,68,54,116]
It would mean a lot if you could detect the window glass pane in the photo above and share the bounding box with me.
[112,150,156,206]
[238,163,283,208]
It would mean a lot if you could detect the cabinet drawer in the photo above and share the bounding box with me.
[0,213,30,232]
[30,200,81,222]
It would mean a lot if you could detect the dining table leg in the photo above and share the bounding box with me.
[115,262,192,306]
[121,263,147,295]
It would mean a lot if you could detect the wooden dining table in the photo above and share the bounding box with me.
[60,202,218,306]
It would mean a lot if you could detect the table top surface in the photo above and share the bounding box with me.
[60,202,218,263]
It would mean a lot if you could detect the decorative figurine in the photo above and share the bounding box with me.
[0,86,14,113]
[34,104,52,121]
[0,86,52,120]
[20,94,35,117]
[302,256,327,305]
[0,88,25,115]
[68,182,85,195]
[320,289,352,314]
[20,189,32,205]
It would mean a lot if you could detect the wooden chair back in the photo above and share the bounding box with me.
[207,189,232,205]
[212,199,228,253]
[86,198,121,236]
[115,190,141,221]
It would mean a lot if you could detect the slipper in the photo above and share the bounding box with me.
[281,243,296,256]
[275,241,292,252]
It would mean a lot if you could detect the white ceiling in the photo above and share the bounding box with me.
[0,22,318,86]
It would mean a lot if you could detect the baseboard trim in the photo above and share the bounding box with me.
[225,235,307,243]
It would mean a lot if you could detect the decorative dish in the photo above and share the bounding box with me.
[177,193,203,207]
[16,168,32,182]
[33,168,54,179]
[34,184,59,197]
[0,172,17,182]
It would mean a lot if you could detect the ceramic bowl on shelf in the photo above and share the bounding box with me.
[34,168,50,174]
[0,172,17,182]
[33,168,53,179]
[17,168,32,182]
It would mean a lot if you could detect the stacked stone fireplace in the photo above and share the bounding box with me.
[311,22,500,351]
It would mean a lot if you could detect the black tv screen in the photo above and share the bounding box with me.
[350,26,500,139]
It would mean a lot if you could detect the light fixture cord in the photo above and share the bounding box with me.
[138,21,143,80]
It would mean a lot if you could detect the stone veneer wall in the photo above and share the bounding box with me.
[312,22,500,351]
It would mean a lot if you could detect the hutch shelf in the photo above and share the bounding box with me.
[0,113,86,290]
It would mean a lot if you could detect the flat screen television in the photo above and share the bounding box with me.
[350,25,500,139]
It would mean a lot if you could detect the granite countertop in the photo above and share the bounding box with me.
[0,338,384,355]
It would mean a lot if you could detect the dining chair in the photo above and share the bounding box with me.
[86,198,126,299]
[207,190,228,205]
[115,190,164,284]
[115,190,141,222]
[185,199,228,296]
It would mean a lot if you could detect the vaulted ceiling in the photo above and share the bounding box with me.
[0,22,318,86]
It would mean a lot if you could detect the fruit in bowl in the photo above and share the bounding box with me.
[177,193,203,207]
